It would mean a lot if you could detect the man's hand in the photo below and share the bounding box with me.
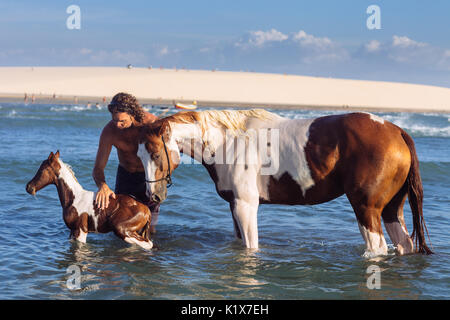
[95,184,116,210]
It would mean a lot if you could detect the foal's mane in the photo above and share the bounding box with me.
[57,159,79,184]
[144,109,278,138]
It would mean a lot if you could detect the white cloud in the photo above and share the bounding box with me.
[359,35,450,72]
[158,46,169,56]
[365,40,381,52]
[392,35,426,48]
[235,29,288,48]
[85,49,147,65]
[79,48,92,55]
[291,30,348,64]
[0,49,25,59]
[437,49,450,70]
[249,29,288,47]
[292,30,333,49]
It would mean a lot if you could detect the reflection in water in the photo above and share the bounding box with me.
[53,239,161,298]
[356,254,430,299]
[233,250,267,287]
[209,248,269,289]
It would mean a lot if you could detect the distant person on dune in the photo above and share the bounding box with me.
[93,92,160,233]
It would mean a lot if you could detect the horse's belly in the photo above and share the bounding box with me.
[261,171,344,205]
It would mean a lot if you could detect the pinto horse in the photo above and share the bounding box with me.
[137,109,432,257]
[26,151,153,250]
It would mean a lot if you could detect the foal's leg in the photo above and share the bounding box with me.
[114,228,153,250]
[113,217,153,250]
[231,198,259,249]
[382,186,414,255]
[71,213,88,243]
[123,231,153,250]
[111,206,153,250]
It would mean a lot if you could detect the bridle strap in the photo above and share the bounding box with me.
[145,136,173,188]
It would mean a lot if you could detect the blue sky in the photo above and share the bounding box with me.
[1,0,450,87]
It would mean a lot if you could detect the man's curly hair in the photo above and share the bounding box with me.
[108,92,146,123]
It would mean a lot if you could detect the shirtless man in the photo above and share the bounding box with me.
[93,92,160,233]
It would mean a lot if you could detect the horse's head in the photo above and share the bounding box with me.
[26,151,61,196]
[138,121,180,203]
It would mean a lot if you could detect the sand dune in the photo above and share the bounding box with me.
[0,67,449,112]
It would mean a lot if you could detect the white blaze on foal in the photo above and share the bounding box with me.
[57,159,99,235]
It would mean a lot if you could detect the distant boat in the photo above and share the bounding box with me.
[174,101,197,110]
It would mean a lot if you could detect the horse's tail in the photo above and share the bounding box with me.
[401,130,433,255]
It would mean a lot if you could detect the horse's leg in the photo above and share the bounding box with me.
[229,202,242,240]
[347,196,388,257]
[231,198,259,249]
[382,185,414,255]
[357,208,388,257]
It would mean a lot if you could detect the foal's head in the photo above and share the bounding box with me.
[26,151,61,196]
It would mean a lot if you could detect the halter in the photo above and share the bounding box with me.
[145,136,173,188]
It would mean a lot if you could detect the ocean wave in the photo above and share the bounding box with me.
[403,124,450,137]
[2,103,449,138]
[3,109,42,120]
[6,109,17,117]
[382,113,450,137]
[50,104,104,112]
[273,110,450,138]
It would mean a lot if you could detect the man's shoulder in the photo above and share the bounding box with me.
[102,120,116,132]
[142,111,159,124]
[101,120,119,138]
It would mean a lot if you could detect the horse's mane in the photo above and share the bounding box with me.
[198,109,278,133]
[156,109,278,135]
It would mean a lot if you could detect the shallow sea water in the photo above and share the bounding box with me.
[0,103,449,299]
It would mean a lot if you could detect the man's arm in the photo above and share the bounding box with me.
[93,125,116,210]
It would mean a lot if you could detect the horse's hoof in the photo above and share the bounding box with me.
[144,241,153,250]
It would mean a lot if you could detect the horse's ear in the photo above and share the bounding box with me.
[160,122,171,141]
[55,150,60,158]
[48,152,54,161]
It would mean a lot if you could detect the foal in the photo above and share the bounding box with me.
[26,151,153,250]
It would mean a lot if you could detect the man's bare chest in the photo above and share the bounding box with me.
[113,130,139,153]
